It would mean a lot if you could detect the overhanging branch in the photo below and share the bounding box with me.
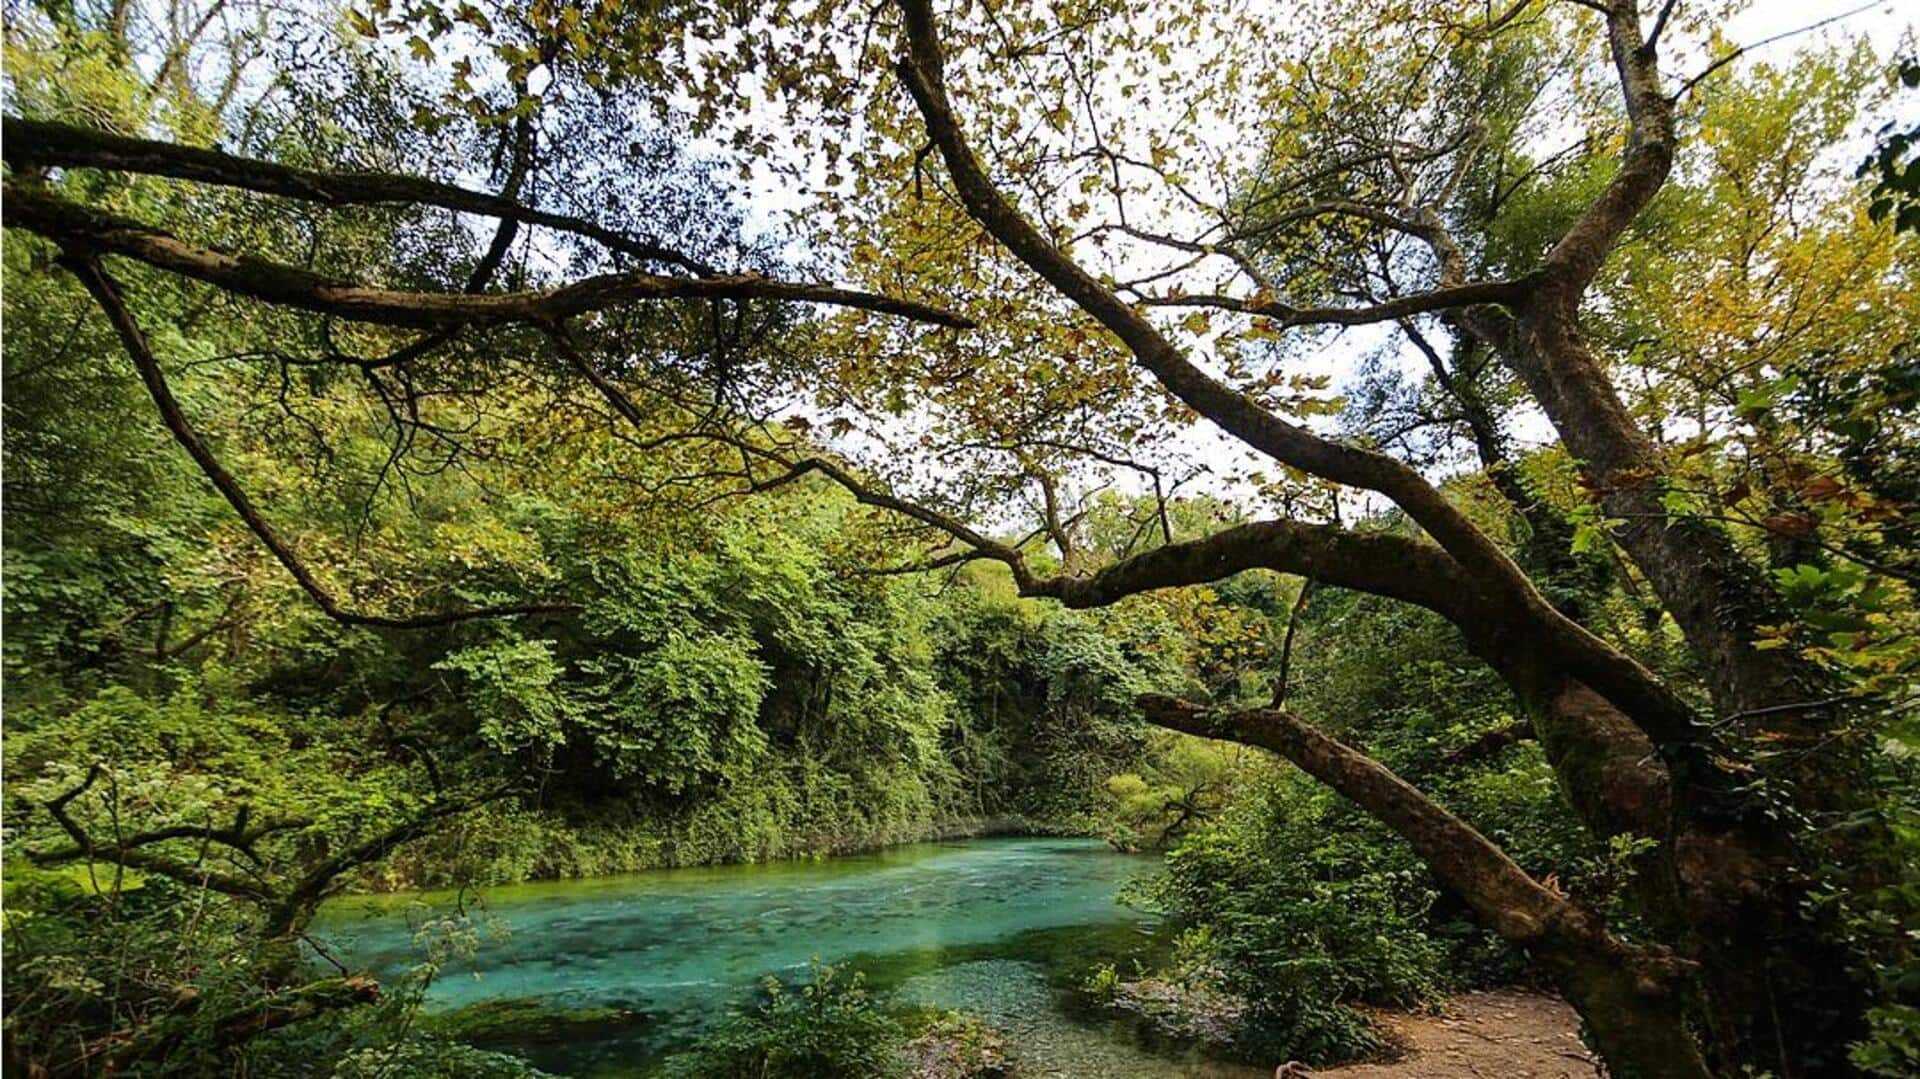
[1029,518,1476,620]
[1139,695,1579,945]
[98,976,382,1071]
[66,255,577,629]
[31,765,275,901]
[5,117,708,273]
[1139,278,1528,327]
[7,181,975,331]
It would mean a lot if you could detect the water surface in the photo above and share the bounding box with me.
[318,837,1250,1075]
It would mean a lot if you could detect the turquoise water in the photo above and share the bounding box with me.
[315,837,1253,1076]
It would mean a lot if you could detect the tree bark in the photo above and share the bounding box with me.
[1141,695,1712,1079]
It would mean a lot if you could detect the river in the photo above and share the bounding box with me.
[315,837,1261,1076]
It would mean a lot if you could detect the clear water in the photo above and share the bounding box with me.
[314,837,1256,1076]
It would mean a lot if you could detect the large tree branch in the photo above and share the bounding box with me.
[198,976,381,1046]
[1029,518,1479,621]
[29,765,276,901]
[99,976,381,1071]
[1536,2,1674,297]
[66,256,577,629]
[30,814,311,869]
[1141,692,1708,1076]
[1138,278,1527,327]
[6,181,975,331]
[264,784,517,938]
[1484,4,1842,760]
[719,429,1487,624]
[890,0,1541,614]
[4,117,711,274]
[1141,696,1614,947]
[556,356,1480,631]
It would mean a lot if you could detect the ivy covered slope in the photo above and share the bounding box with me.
[6,0,1920,1077]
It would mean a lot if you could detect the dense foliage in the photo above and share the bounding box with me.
[6,0,1920,1077]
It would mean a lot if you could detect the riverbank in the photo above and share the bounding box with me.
[367,806,1102,892]
[1322,990,1594,1078]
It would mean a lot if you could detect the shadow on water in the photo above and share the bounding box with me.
[313,838,1262,1077]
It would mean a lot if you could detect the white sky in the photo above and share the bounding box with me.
[1732,0,1912,46]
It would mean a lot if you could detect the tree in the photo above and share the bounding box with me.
[6,0,1916,1074]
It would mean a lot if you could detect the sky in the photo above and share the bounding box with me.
[1731,0,1912,48]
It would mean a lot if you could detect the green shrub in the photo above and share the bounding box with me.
[902,1012,1012,1079]
[331,1040,552,1078]
[1854,1003,1920,1076]
[1133,773,1453,1064]
[660,962,905,1078]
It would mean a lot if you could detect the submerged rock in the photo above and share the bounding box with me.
[425,997,647,1045]
[893,959,1262,1078]
[1100,973,1251,1053]
[903,1012,1014,1079]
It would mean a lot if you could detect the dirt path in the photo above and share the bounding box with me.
[1316,989,1599,1079]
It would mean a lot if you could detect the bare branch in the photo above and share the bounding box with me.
[1668,1,1883,104]
[1139,278,1527,327]
[5,117,709,275]
[7,181,975,331]
[744,456,1041,589]
[1271,579,1315,707]
[65,255,578,630]
[1644,0,1681,53]
[31,765,275,900]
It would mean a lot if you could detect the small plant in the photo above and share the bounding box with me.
[1853,1003,1920,1077]
[661,961,905,1078]
[331,1040,553,1079]
[1082,962,1122,1002]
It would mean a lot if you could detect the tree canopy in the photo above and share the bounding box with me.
[5,0,1919,1076]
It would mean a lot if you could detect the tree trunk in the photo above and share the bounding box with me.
[1508,299,1873,1078]
[1512,301,1839,737]
[1141,696,1714,1079]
